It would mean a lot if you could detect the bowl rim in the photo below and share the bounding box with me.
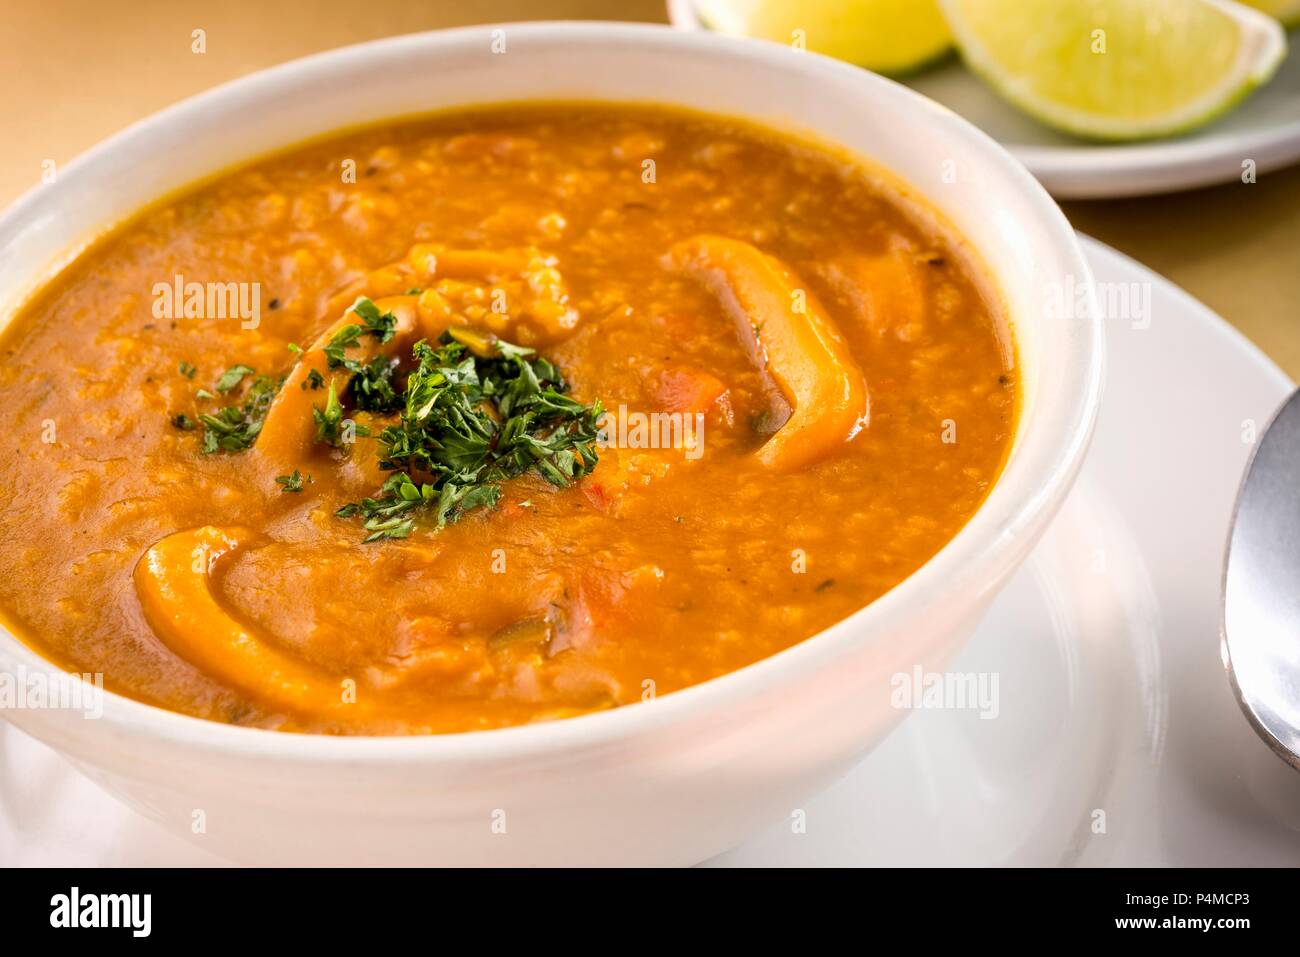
[0,20,1104,765]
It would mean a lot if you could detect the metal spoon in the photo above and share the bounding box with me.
[1223,387,1300,770]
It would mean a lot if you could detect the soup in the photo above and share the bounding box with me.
[0,104,1016,734]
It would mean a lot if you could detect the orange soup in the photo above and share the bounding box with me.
[0,104,1016,734]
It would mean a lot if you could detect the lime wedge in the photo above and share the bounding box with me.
[694,0,952,75]
[940,0,1288,140]
[1239,0,1300,28]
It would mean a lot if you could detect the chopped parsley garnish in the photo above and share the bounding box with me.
[353,297,398,343]
[215,364,255,393]
[347,354,402,413]
[311,297,405,428]
[322,298,399,369]
[178,361,197,379]
[337,332,602,541]
[322,325,364,368]
[312,380,346,447]
[169,300,599,540]
[275,470,310,493]
[197,371,279,453]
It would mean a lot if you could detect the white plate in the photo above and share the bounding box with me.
[667,0,1300,199]
[2,237,1297,866]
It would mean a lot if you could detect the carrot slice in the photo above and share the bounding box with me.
[134,526,382,722]
[667,235,869,470]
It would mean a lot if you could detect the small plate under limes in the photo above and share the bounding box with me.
[667,0,1300,198]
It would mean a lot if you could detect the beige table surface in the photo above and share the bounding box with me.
[4,0,1297,378]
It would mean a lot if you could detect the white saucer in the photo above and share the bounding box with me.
[2,238,1297,867]
[906,49,1300,199]
[666,0,1300,199]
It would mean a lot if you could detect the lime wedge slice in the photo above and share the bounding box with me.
[940,0,1288,140]
[694,0,952,75]
[1239,0,1300,28]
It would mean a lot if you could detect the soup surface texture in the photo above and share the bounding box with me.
[0,105,1016,734]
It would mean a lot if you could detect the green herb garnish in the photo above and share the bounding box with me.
[178,361,197,379]
[215,364,255,393]
[198,372,279,453]
[337,332,602,541]
[322,325,364,368]
[312,380,345,447]
[347,354,402,413]
[322,298,398,369]
[353,297,398,343]
[275,470,310,493]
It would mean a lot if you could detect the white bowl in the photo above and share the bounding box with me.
[0,22,1102,866]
